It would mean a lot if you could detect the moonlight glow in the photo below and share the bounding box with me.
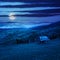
[9,13,16,21]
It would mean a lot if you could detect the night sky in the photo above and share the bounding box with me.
[0,0,60,28]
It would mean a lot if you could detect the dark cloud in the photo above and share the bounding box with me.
[0,13,60,17]
[0,3,60,8]
[0,0,60,3]
[0,1,60,18]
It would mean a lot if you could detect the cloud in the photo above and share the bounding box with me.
[0,7,60,12]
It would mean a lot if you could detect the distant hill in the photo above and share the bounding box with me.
[32,21,60,30]
[0,21,60,45]
[31,21,60,39]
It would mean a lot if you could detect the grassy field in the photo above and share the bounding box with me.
[0,38,60,60]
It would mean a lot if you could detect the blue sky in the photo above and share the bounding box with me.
[0,1,60,28]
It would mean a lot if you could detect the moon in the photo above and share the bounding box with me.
[9,13,16,21]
